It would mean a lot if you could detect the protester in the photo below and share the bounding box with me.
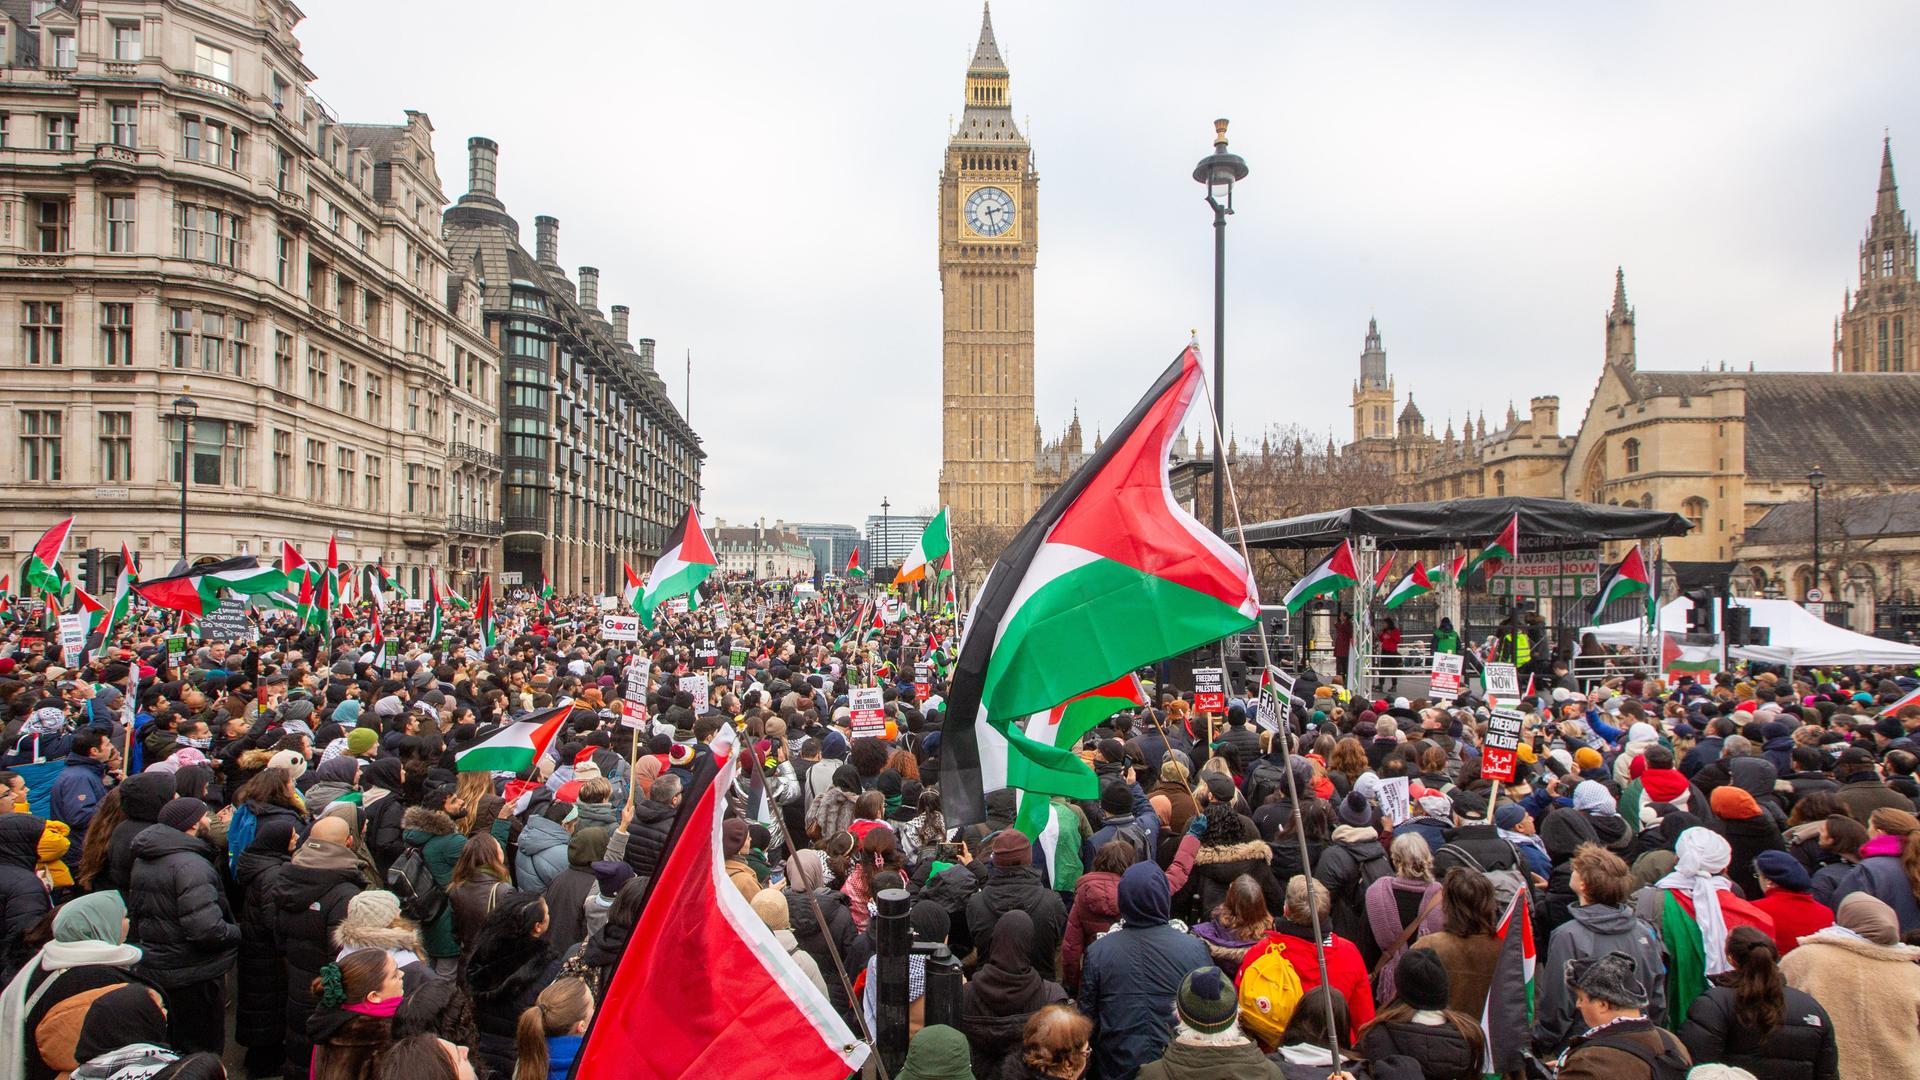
[1831,806,1920,934]
[1551,951,1692,1079]
[512,975,594,1080]
[0,891,144,1080]
[308,948,404,1080]
[1137,965,1285,1078]
[1355,948,1484,1080]
[1534,843,1667,1056]
[1004,1002,1094,1080]
[1362,832,1443,1002]
[1410,868,1502,1018]
[1238,875,1376,1046]
[957,908,1067,1076]
[126,796,239,1056]
[66,983,223,1080]
[1078,861,1213,1080]
[1747,850,1835,956]
[1780,893,1920,1079]
[1678,926,1839,1080]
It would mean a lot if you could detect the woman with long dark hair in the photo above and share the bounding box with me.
[1190,873,1274,970]
[1357,948,1484,1079]
[448,833,513,967]
[1679,925,1838,1079]
[465,894,558,1080]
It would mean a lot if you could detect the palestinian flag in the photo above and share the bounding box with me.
[844,548,866,580]
[0,573,12,623]
[295,570,318,631]
[68,585,107,634]
[133,556,290,620]
[571,752,868,1080]
[1015,794,1085,891]
[281,541,316,593]
[1371,554,1394,588]
[639,507,716,629]
[620,562,645,614]
[939,346,1259,826]
[1661,631,1719,679]
[1011,672,1149,826]
[1879,684,1920,718]
[23,518,73,595]
[1588,546,1652,624]
[477,575,497,649]
[1448,552,1467,586]
[455,702,572,773]
[369,602,385,665]
[894,507,951,584]
[446,586,471,611]
[1281,540,1359,615]
[1478,889,1536,1075]
[95,545,138,644]
[426,569,445,644]
[1382,562,1434,609]
[1458,512,1518,585]
[540,569,558,616]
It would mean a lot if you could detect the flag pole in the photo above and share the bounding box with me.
[1199,365,1343,1063]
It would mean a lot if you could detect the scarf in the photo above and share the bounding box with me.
[1500,827,1548,862]
[1655,827,1734,975]
[345,995,402,1018]
[25,707,67,737]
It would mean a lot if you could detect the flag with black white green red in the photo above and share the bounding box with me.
[939,345,1259,826]
[620,562,644,614]
[1661,630,1719,679]
[1281,540,1359,615]
[132,556,290,620]
[1587,545,1652,624]
[455,701,572,773]
[94,544,138,646]
[1383,561,1434,609]
[281,541,315,594]
[894,507,952,585]
[477,575,497,649]
[1478,889,1536,1075]
[369,601,385,664]
[426,568,445,645]
[23,518,73,595]
[639,507,716,629]
[0,573,14,623]
[1458,512,1518,585]
[845,547,866,580]
[1371,554,1394,589]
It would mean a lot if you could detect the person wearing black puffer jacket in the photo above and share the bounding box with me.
[1678,926,1839,1080]
[102,771,173,895]
[1184,803,1283,924]
[1358,948,1485,1080]
[357,756,411,875]
[964,830,1066,977]
[265,815,365,1080]
[125,797,240,1057]
[465,892,560,1080]
[621,773,680,886]
[1314,791,1391,968]
[233,814,296,1079]
[0,813,52,982]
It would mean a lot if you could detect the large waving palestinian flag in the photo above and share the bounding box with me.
[940,346,1259,826]
[23,518,73,595]
[456,702,572,773]
[1281,540,1360,614]
[476,574,497,649]
[1458,512,1519,585]
[620,562,645,613]
[639,507,716,629]
[133,556,289,620]
[1383,561,1434,609]
[844,548,866,580]
[1587,546,1652,624]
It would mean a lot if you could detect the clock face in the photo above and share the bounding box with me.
[964,186,1016,237]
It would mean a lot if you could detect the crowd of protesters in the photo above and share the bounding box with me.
[2,581,1919,1080]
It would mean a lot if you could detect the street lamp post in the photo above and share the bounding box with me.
[171,393,198,563]
[880,497,891,575]
[1808,465,1825,604]
[1193,118,1248,537]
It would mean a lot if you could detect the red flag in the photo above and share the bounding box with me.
[573,756,868,1079]
[1371,554,1394,588]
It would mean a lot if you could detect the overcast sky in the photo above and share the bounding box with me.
[301,2,1920,528]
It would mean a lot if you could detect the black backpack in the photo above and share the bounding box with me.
[1245,759,1288,810]
[386,843,447,924]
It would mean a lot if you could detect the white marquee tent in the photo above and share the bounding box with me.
[1582,596,1920,669]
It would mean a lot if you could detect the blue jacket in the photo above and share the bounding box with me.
[1078,863,1215,1080]
[48,753,107,850]
[545,1034,583,1080]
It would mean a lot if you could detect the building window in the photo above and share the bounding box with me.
[306,256,325,306]
[356,224,370,254]
[271,430,292,494]
[166,419,247,487]
[20,410,61,481]
[175,203,244,266]
[335,273,353,321]
[306,347,328,405]
[405,464,420,513]
[363,291,381,335]
[274,148,291,191]
[1682,496,1707,531]
[0,111,8,148]
[270,74,288,112]
[229,317,251,376]
[49,31,74,69]
[407,387,420,430]
[1880,317,1891,370]
[364,454,382,508]
[1493,469,1506,496]
[181,115,243,170]
[275,233,292,287]
[1897,317,1907,373]
[364,373,383,421]
[198,311,224,371]
[273,330,293,389]
[193,40,233,82]
[109,103,137,148]
[43,113,76,151]
[1885,243,1896,278]
[305,439,326,499]
[105,195,136,252]
[100,303,133,365]
[110,21,141,61]
[99,411,132,482]
[337,361,357,415]
[32,197,69,251]
[22,302,62,365]
[1622,437,1640,473]
[335,447,356,508]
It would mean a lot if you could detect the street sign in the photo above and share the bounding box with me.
[600,613,640,642]
[1193,667,1226,713]
[1482,706,1527,783]
[1429,653,1465,702]
[849,686,886,738]
[1482,662,1520,702]
[1805,587,1824,603]
[1805,602,1827,620]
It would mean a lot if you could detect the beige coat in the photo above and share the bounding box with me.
[1780,927,1920,1080]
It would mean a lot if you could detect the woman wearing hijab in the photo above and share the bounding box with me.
[1634,827,1775,1028]
[68,983,224,1080]
[1,892,143,1080]
[234,815,297,1078]
[1781,893,1920,1080]
[957,910,1067,1077]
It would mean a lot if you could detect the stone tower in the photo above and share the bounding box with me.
[939,3,1039,527]
[1836,137,1918,372]
[1348,317,1395,467]
[1605,267,1636,373]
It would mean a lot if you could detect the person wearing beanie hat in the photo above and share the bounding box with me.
[1356,947,1485,1077]
[1573,746,1604,773]
[747,886,830,1001]
[330,888,425,970]
[157,796,209,833]
[1553,951,1691,1079]
[965,827,1066,990]
[1706,785,1783,900]
[124,793,237,1056]
[892,1025,974,1080]
[266,747,308,781]
[345,726,379,757]
[1134,966,1281,1079]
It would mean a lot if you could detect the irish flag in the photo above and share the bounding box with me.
[639,508,716,629]
[23,518,73,595]
[134,556,289,619]
[1661,630,1719,679]
[620,562,645,613]
[845,548,866,580]
[1587,546,1652,624]
[1281,540,1359,615]
[939,346,1258,826]
[894,507,952,584]
[1459,512,1518,585]
[1383,561,1434,609]
[455,702,572,773]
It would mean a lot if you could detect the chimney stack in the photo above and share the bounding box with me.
[578,266,600,311]
[638,337,656,369]
[534,216,559,266]
[467,137,498,198]
[611,305,630,342]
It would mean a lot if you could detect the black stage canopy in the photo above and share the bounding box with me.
[1230,495,1691,552]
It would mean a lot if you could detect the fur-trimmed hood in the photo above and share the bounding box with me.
[332,920,424,955]
[1193,839,1270,866]
[238,747,276,771]
[400,807,458,836]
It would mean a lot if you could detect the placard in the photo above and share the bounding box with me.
[1429,653,1465,702]
[1481,706,1527,783]
[1376,776,1412,826]
[666,596,690,616]
[1482,662,1520,702]
[499,572,523,585]
[625,659,651,705]
[600,613,640,642]
[597,595,617,612]
[1254,694,1281,734]
[383,640,397,667]
[1193,667,1226,714]
[914,661,933,703]
[679,673,710,716]
[404,598,425,614]
[167,634,188,658]
[848,686,886,738]
[619,698,647,730]
[198,598,255,644]
[57,613,87,655]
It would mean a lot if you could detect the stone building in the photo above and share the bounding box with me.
[0,0,494,594]
[1737,491,1920,635]
[710,520,815,580]
[442,139,701,595]
[1834,138,1917,373]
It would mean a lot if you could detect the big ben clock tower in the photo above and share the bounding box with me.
[939,3,1038,528]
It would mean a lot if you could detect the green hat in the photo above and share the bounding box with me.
[346,727,378,755]
[1176,966,1240,1035]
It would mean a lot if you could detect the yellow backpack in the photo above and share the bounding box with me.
[1237,936,1305,1048]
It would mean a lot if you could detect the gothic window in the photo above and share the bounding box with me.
[1897,317,1906,372]
[1885,242,1896,277]
[1880,318,1891,370]
[1494,469,1506,496]
[1622,438,1640,473]
[1682,497,1707,530]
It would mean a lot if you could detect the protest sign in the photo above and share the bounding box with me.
[914,661,932,703]
[1376,776,1412,826]
[597,595,617,612]
[1482,706,1527,783]
[679,673,711,716]
[848,686,885,738]
[198,598,255,643]
[601,613,640,642]
[1482,662,1520,702]
[619,699,647,730]
[1430,652,1464,701]
[1193,667,1226,713]
[625,659,651,705]
[167,634,188,659]
[404,598,425,614]
[57,613,87,656]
